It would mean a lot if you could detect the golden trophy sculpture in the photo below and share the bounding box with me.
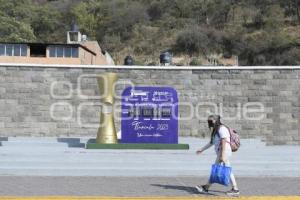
[96,73,118,144]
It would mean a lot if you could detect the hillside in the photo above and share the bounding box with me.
[0,0,299,65]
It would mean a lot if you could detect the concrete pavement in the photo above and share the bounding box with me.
[0,137,300,197]
[0,137,299,177]
[0,176,299,196]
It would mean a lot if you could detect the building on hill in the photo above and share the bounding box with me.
[0,27,114,66]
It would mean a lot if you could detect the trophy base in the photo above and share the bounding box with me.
[95,137,118,144]
[96,130,118,144]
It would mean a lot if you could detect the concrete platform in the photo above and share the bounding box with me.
[0,137,299,177]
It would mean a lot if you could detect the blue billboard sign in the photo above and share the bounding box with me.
[121,87,178,144]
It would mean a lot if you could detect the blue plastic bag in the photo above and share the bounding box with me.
[209,163,232,186]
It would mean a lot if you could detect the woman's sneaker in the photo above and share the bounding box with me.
[195,185,209,193]
[226,188,240,196]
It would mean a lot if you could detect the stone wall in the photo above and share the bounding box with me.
[0,65,299,145]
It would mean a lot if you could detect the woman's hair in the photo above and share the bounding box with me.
[208,114,223,144]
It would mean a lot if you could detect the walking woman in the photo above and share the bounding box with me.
[196,115,239,196]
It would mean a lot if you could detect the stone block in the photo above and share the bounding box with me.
[293,135,300,141]
[31,75,44,83]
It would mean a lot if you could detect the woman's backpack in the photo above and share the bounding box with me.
[226,127,241,152]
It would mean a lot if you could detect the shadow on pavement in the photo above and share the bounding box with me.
[87,139,96,144]
[57,138,86,148]
[0,137,8,146]
[151,184,219,196]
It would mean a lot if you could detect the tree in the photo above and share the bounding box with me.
[70,1,98,40]
[0,16,36,42]
[174,27,210,56]
[0,0,298,66]
[147,1,164,21]
[278,0,300,22]
[0,0,34,23]
[264,4,285,32]
[31,5,65,42]
[96,0,149,41]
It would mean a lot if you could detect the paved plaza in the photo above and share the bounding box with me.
[0,137,299,197]
[0,176,299,197]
